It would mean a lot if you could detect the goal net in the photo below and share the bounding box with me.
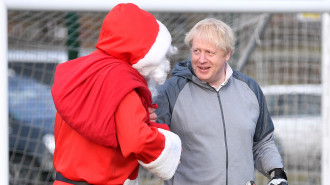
[5,5,326,185]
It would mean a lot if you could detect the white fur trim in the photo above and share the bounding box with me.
[132,21,172,84]
[138,128,182,180]
[123,178,139,185]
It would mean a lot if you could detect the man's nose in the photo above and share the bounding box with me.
[199,52,207,63]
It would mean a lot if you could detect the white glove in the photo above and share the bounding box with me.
[267,178,288,185]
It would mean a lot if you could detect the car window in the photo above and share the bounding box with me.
[265,94,321,117]
[8,75,56,124]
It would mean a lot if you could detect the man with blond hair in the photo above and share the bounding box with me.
[154,18,288,185]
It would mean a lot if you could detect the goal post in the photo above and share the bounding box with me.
[4,0,330,12]
[1,1,330,185]
[0,1,8,185]
[322,12,330,185]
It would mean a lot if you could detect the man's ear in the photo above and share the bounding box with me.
[225,50,232,61]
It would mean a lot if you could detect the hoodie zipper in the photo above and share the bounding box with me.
[216,91,229,185]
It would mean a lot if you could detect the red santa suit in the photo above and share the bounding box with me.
[51,3,181,185]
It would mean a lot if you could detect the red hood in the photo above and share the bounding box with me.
[96,3,159,65]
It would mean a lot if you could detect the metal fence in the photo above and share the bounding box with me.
[5,8,325,185]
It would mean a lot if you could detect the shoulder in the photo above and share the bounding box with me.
[118,90,141,108]
[160,60,192,92]
[232,70,258,86]
[157,75,188,99]
[232,70,263,96]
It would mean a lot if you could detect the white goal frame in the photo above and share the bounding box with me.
[322,12,330,185]
[0,1,329,185]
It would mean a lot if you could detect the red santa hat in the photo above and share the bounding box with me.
[96,3,173,82]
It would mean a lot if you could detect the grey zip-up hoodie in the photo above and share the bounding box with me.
[154,61,283,185]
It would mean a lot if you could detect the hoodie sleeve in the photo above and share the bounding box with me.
[244,74,284,175]
[115,90,181,180]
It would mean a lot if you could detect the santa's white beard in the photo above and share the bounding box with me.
[147,78,160,98]
[145,61,169,98]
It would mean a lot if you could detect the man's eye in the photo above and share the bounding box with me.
[207,51,215,56]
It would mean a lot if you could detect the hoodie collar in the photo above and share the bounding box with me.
[211,62,233,91]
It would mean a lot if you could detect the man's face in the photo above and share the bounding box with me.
[191,36,231,87]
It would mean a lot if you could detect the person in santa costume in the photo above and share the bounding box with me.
[51,3,182,185]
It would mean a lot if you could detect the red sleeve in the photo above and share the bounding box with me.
[115,90,165,163]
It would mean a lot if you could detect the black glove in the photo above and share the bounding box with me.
[267,168,288,185]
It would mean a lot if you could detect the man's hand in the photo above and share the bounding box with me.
[148,107,157,122]
[267,179,288,185]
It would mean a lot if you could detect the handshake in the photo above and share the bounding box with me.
[246,168,288,185]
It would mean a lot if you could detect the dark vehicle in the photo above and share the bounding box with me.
[8,72,56,185]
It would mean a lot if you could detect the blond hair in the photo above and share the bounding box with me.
[184,18,235,56]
